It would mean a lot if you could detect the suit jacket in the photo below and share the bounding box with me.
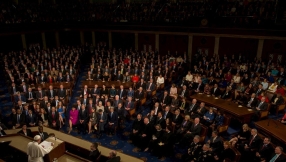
[146,82,156,91]
[78,109,89,123]
[188,123,202,136]
[117,89,126,99]
[270,153,286,162]
[124,101,135,109]
[246,97,259,108]
[26,91,35,100]
[185,103,198,114]
[258,143,274,161]
[156,117,166,129]
[162,111,173,120]
[37,132,49,141]
[135,91,144,100]
[17,129,33,137]
[36,90,46,99]
[112,99,123,108]
[12,114,26,125]
[47,89,57,99]
[248,135,262,150]
[107,112,118,125]
[91,88,101,97]
[97,112,107,126]
[58,89,66,98]
[89,149,100,162]
[209,136,223,153]
[256,101,268,111]
[26,114,38,125]
[179,89,189,98]
[210,87,221,97]
[172,114,183,126]
[14,95,27,103]
[160,95,171,105]
[48,112,59,126]
[106,156,121,162]
[271,95,284,105]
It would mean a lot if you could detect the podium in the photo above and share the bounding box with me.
[43,137,65,162]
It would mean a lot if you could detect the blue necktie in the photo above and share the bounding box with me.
[270,154,279,162]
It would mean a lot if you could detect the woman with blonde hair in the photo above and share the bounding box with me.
[57,101,66,128]
[169,84,178,97]
[229,124,251,147]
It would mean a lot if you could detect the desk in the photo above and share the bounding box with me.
[255,119,286,144]
[5,127,144,162]
[191,93,254,123]
[0,135,32,152]
[82,81,133,88]
[58,154,85,162]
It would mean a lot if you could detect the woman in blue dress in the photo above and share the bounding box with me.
[57,101,66,128]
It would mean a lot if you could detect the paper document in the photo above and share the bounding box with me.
[40,141,53,150]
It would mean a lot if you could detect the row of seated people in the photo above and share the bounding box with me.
[12,85,68,104]
[7,99,67,130]
[2,45,82,95]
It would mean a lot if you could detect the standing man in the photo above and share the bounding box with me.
[27,135,54,162]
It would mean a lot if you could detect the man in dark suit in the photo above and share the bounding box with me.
[58,84,66,101]
[134,87,144,101]
[269,146,286,162]
[162,106,173,120]
[152,102,162,116]
[252,97,268,121]
[112,95,123,109]
[185,99,198,115]
[153,126,175,159]
[160,91,171,107]
[106,150,121,162]
[14,91,27,103]
[193,80,204,93]
[179,85,189,98]
[48,107,59,129]
[77,104,89,134]
[130,114,144,146]
[17,124,33,138]
[26,87,35,103]
[47,85,57,100]
[117,85,126,100]
[94,71,103,81]
[171,109,183,131]
[106,107,118,135]
[208,131,223,154]
[155,112,166,129]
[91,84,101,102]
[26,110,37,127]
[246,93,259,108]
[115,71,123,81]
[37,126,49,141]
[89,142,100,162]
[254,137,274,162]
[210,84,221,97]
[80,85,90,98]
[180,117,202,146]
[36,86,46,101]
[146,79,156,97]
[124,96,135,116]
[243,129,262,161]
[97,109,107,138]
[12,109,25,129]
[137,117,153,150]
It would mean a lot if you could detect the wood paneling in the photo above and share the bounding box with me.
[45,32,56,48]
[111,32,135,49]
[219,37,258,59]
[159,34,188,56]
[262,40,286,60]
[192,36,215,57]
[26,32,42,47]
[138,33,155,51]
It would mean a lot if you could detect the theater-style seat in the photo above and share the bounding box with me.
[199,124,208,143]
[218,115,231,134]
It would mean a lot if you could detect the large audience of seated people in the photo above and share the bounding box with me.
[1,41,286,161]
[0,0,278,28]
[1,43,82,130]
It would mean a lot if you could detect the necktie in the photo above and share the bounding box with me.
[181,90,185,96]
[29,92,32,98]
[40,91,42,98]
[51,90,53,97]
[127,102,130,108]
[181,102,185,109]
[111,112,113,118]
[101,114,103,120]
[183,120,187,126]
[23,86,26,92]
[164,112,167,119]
[270,154,279,162]
[120,90,122,98]
[258,102,263,108]
[249,136,255,145]
[189,104,194,112]
[148,83,152,90]
[17,115,20,123]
